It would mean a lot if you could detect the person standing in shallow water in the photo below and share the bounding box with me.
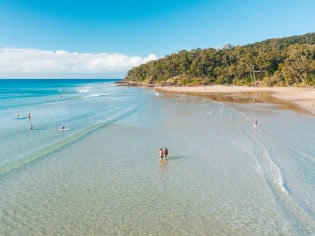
[159,148,164,160]
[164,147,168,159]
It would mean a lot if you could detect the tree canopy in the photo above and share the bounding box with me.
[124,33,315,86]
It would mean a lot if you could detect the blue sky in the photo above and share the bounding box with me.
[0,0,314,78]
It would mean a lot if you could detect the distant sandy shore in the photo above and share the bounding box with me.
[156,85,315,115]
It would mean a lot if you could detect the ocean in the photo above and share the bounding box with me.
[0,79,314,235]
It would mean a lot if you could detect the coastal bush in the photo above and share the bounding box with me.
[125,33,315,87]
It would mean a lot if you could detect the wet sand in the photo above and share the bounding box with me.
[156,85,315,115]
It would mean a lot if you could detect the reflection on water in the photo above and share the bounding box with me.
[202,91,269,103]
[162,90,308,114]
[159,158,169,170]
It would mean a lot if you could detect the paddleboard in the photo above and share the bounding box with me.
[60,128,70,131]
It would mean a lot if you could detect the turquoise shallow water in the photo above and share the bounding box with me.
[0,80,314,235]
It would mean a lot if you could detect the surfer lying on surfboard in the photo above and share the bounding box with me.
[60,126,70,131]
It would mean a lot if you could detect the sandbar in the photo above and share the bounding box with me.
[156,85,315,115]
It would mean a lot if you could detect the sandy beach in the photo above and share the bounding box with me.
[156,85,315,115]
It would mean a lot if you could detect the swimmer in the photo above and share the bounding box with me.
[164,147,168,159]
[253,120,258,128]
[159,148,164,160]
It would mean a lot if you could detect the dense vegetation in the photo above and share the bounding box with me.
[124,33,315,86]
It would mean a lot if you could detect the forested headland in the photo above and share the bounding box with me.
[124,33,315,87]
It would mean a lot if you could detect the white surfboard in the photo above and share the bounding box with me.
[60,128,70,131]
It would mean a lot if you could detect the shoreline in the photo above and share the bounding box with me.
[156,85,315,115]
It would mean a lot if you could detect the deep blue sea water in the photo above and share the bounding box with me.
[0,79,314,235]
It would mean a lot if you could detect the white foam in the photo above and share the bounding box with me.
[82,93,108,99]
[269,160,288,194]
[254,134,288,194]
[78,88,90,93]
